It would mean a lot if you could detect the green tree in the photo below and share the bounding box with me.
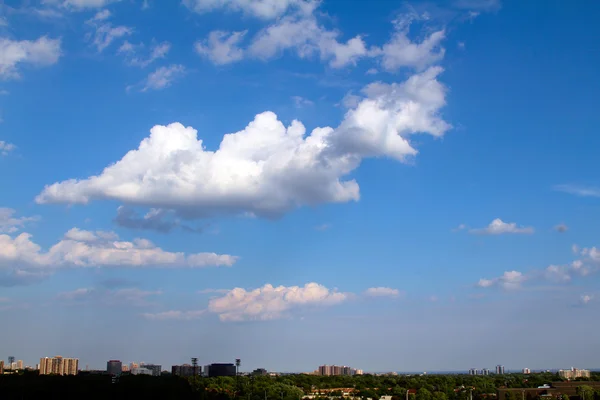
[417,388,433,400]
[576,386,594,400]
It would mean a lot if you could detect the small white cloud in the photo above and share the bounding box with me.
[457,41,465,50]
[182,0,314,19]
[477,270,525,290]
[122,41,171,68]
[195,30,246,65]
[364,287,402,297]
[86,11,131,52]
[141,64,186,91]
[314,223,331,231]
[90,9,111,21]
[0,36,62,80]
[0,208,39,233]
[291,96,314,108]
[0,141,16,156]
[208,282,349,321]
[373,15,445,72]
[365,68,378,75]
[63,0,120,9]
[469,218,534,235]
[580,294,594,305]
[554,184,600,198]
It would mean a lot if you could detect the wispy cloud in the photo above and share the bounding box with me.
[554,184,600,198]
[0,141,16,156]
[141,64,186,91]
[291,96,314,108]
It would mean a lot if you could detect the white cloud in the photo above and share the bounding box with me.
[477,270,525,290]
[477,244,600,292]
[291,95,313,108]
[195,31,246,65]
[142,309,206,320]
[365,68,378,75]
[0,228,238,271]
[208,282,348,321]
[554,184,600,198]
[193,4,446,71]
[120,41,171,67]
[37,67,449,219]
[580,294,594,305]
[90,8,111,21]
[141,64,185,91]
[0,208,40,233]
[469,218,534,235]
[0,36,62,80]
[63,0,120,9]
[554,224,568,233]
[364,287,402,297]
[248,15,369,68]
[374,22,445,72]
[182,0,315,19]
[0,140,16,155]
[86,11,131,52]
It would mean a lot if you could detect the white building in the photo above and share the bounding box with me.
[131,367,153,376]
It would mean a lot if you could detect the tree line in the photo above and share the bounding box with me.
[0,370,598,400]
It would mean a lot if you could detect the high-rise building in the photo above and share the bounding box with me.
[130,362,139,370]
[317,365,359,376]
[482,368,490,375]
[16,360,23,370]
[121,365,130,372]
[469,368,478,375]
[207,363,236,377]
[107,360,122,376]
[252,368,268,376]
[39,356,79,376]
[0,360,4,374]
[172,364,201,377]
[496,365,505,374]
[523,368,531,374]
[141,363,161,376]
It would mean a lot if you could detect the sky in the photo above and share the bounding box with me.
[1,0,600,373]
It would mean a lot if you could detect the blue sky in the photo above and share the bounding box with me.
[1,0,600,373]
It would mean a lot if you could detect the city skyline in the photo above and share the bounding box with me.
[1,0,600,372]
[1,354,597,375]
